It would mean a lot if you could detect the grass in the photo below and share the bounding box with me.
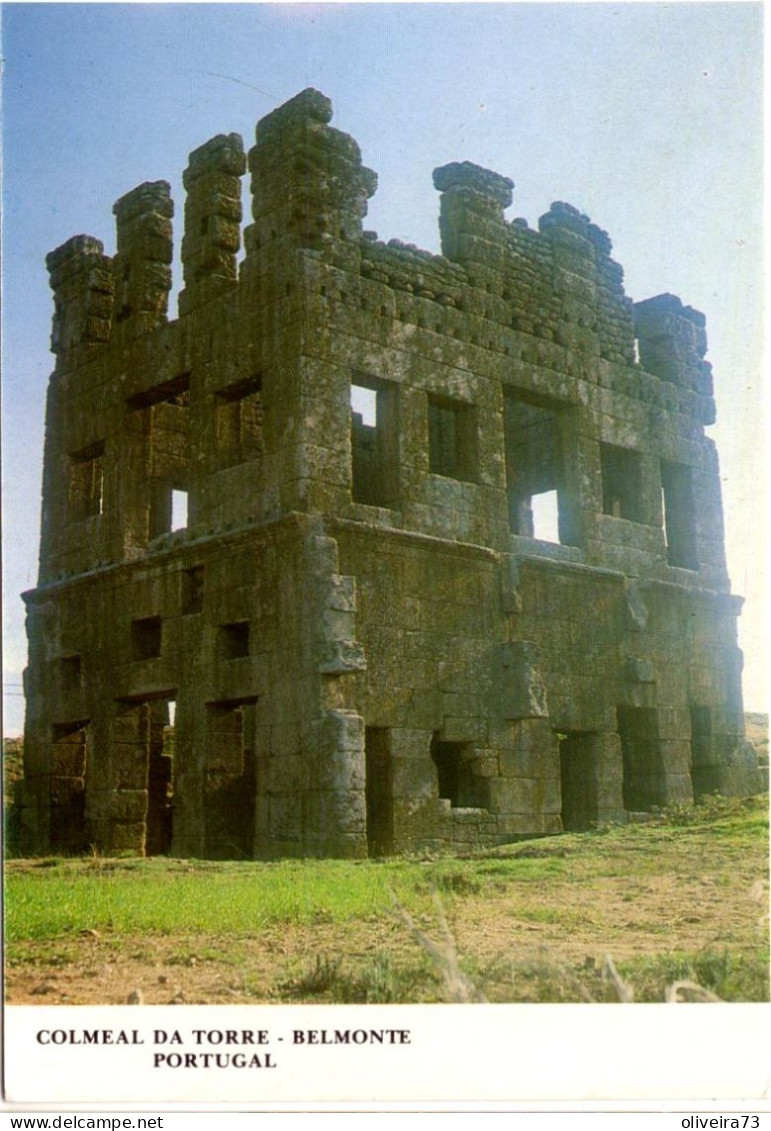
[6,856,426,940]
[5,793,768,1004]
[277,950,438,1004]
[6,847,574,941]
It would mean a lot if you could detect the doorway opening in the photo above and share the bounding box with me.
[205,698,258,858]
[617,705,664,811]
[558,731,599,831]
[146,698,175,856]
[430,734,486,808]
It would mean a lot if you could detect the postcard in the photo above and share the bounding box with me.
[3,2,768,1113]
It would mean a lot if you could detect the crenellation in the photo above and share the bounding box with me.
[633,292,711,392]
[243,87,376,276]
[47,235,114,361]
[21,89,761,860]
[112,180,174,336]
[180,132,246,315]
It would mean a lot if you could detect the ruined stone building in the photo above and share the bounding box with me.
[21,88,761,859]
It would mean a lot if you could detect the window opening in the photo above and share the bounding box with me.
[220,621,250,660]
[351,385,377,427]
[131,616,162,661]
[531,490,560,543]
[126,373,190,411]
[600,443,644,522]
[504,392,571,544]
[430,734,486,808]
[216,376,264,467]
[182,566,204,615]
[150,483,190,540]
[351,378,398,506]
[69,442,105,521]
[171,489,188,531]
[661,461,698,569]
[427,395,477,482]
[128,374,191,542]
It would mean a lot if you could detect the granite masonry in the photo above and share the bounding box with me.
[20,89,762,859]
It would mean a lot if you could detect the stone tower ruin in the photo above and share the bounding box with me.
[21,88,760,859]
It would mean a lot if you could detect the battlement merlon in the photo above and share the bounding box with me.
[180,132,246,315]
[634,292,713,396]
[46,235,114,363]
[433,161,515,207]
[243,87,377,269]
[110,180,174,339]
[433,161,514,269]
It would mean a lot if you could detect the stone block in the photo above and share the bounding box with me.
[111,788,148,822]
[391,757,437,800]
[496,641,549,719]
[108,820,146,853]
[624,657,655,684]
[317,640,367,674]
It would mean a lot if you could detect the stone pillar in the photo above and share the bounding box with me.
[17,722,51,856]
[46,235,113,367]
[105,701,151,854]
[203,701,257,859]
[494,717,562,835]
[538,202,600,357]
[179,133,246,314]
[433,161,513,278]
[170,694,206,860]
[591,732,626,824]
[634,293,713,395]
[112,181,173,337]
[243,88,377,273]
[311,708,367,857]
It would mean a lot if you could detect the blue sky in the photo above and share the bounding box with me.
[2,2,764,733]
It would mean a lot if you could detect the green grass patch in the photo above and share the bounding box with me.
[6,857,430,940]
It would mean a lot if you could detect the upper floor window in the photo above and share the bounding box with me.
[131,616,162,661]
[600,443,644,522]
[427,394,477,482]
[69,441,105,521]
[216,376,264,467]
[661,461,698,569]
[181,565,204,615]
[351,378,399,506]
[220,621,250,660]
[504,391,576,544]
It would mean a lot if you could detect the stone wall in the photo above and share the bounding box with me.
[21,88,761,859]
